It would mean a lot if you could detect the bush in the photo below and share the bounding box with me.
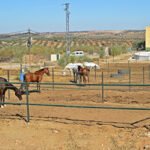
[111,44,128,56]
[98,47,105,58]
[58,55,92,67]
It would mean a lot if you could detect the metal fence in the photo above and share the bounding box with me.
[1,79,150,123]
[1,63,150,84]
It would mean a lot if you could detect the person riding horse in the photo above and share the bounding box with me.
[20,67,50,92]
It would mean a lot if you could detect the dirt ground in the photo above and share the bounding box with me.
[0,58,150,150]
[0,87,150,150]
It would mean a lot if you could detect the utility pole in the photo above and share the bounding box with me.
[64,3,70,56]
[27,28,32,66]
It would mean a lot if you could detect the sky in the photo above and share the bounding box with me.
[0,0,150,33]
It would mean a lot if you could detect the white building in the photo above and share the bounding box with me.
[133,51,150,61]
[51,54,60,61]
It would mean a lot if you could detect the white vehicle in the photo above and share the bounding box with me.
[70,51,84,57]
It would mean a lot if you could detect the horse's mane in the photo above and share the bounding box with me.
[35,67,48,73]
[0,77,8,83]
[77,65,90,72]
[77,65,83,71]
[0,77,19,91]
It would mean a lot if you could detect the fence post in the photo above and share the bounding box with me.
[101,71,104,102]
[26,83,30,123]
[94,65,96,80]
[52,68,54,89]
[149,65,150,80]
[129,67,131,92]
[7,70,10,100]
[107,61,110,78]
[128,60,130,69]
[143,66,145,85]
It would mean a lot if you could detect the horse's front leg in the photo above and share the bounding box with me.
[2,95,6,107]
[77,73,81,84]
[83,75,86,84]
[0,95,5,108]
[0,96,2,108]
[87,75,89,83]
[80,75,83,84]
[75,73,78,83]
[74,72,76,83]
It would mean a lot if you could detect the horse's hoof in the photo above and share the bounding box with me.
[0,105,4,108]
[4,104,6,107]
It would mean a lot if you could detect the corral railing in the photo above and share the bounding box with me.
[1,62,150,85]
[0,79,150,123]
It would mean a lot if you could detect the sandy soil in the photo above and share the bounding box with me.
[0,59,150,150]
[0,87,150,150]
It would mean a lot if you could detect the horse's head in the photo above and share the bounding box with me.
[44,68,50,76]
[15,89,23,100]
[78,65,82,71]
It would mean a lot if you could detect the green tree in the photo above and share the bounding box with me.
[98,47,105,58]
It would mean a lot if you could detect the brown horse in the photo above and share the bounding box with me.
[21,67,50,92]
[77,66,90,84]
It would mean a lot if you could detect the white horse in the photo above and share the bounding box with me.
[63,63,83,82]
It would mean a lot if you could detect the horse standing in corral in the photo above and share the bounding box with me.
[73,65,90,84]
[78,66,90,84]
[0,77,23,108]
[21,67,50,92]
[72,66,81,83]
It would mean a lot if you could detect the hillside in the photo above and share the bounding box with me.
[0,30,145,47]
[0,30,145,63]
